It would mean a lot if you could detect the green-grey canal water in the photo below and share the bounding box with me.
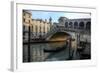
[23,41,81,62]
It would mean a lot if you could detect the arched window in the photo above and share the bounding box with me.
[31,25,33,32]
[39,26,42,38]
[35,25,38,36]
[23,18,25,22]
[23,25,25,35]
[74,22,78,29]
[86,22,91,30]
[69,22,73,28]
[65,22,68,28]
[43,26,45,34]
[79,22,84,29]
[23,25,25,30]
[40,26,41,33]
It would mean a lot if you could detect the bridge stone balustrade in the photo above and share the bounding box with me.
[44,26,90,43]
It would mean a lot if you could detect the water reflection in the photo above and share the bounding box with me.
[23,41,81,62]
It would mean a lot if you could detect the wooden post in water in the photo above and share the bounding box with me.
[28,25,31,62]
[67,37,71,59]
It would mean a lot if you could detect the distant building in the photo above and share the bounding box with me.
[23,10,52,41]
[56,17,91,43]
[58,17,91,31]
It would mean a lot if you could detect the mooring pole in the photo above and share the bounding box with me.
[67,37,70,59]
[28,25,31,62]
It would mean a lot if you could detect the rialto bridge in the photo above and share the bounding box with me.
[45,17,91,46]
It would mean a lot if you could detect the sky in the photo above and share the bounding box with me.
[29,10,91,23]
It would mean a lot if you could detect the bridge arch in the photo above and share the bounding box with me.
[69,22,73,28]
[86,21,91,30]
[74,22,78,29]
[65,22,68,28]
[47,31,72,41]
[79,21,85,29]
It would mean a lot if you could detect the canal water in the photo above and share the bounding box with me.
[23,41,80,62]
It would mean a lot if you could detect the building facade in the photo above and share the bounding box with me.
[23,10,51,41]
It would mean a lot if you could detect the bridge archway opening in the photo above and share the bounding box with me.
[69,22,73,28]
[74,22,78,29]
[86,22,91,30]
[65,22,68,28]
[79,22,84,29]
[49,32,72,42]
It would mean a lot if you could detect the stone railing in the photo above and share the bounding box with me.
[44,25,90,39]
